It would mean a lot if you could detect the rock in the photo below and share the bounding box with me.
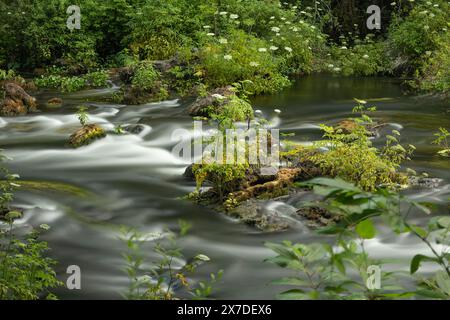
[297,206,339,229]
[229,199,290,232]
[0,82,37,116]
[69,124,106,148]
[335,120,359,134]
[183,164,195,180]
[187,86,235,117]
[47,97,63,106]
[335,119,385,136]
[408,176,442,189]
[124,124,146,135]
[153,59,177,73]
[117,67,134,84]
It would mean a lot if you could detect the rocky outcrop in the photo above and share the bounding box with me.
[0,82,37,116]
[69,124,106,148]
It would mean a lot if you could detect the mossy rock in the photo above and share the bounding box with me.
[69,124,106,148]
[10,180,92,198]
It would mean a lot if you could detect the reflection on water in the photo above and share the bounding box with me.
[0,75,448,299]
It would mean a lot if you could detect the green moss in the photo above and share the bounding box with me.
[3,180,92,198]
[69,125,106,148]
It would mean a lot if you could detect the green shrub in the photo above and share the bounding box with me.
[328,41,388,76]
[310,103,413,191]
[198,30,290,94]
[120,221,222,300]
[34,70,109,92]
[0,221,62,300]
[83,70,109,88]
[131,62,160,91]
[388,0,449,75]
[0,151,62,300]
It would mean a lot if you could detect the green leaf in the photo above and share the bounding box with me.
[193,254,210,262]
[271,277,308,286]
[437,217,450,229]
[410,254,439,274]
[355,219,376,239]
[408,225,428,238]
[277,289,307,300]
[435,271,450,295]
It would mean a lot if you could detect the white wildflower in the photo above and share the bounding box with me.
[271,27,281,32]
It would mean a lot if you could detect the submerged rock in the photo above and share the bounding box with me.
[335,119,385,136]
[0,82,37,116]
[47,97,63,106]
[229,199,289,232]
[408,176,443,189]
[124,124,146,135]
[69,124,106,148]
[297,206,339,229]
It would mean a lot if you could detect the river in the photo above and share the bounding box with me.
[1,75,449,299]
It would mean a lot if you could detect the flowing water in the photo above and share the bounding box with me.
[1,75,449,299]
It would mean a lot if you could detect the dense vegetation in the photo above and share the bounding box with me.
[0,0,448,95]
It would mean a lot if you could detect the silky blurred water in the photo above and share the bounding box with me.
[1,75,448,299]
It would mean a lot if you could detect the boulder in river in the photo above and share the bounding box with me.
[0,82,37,116]
[69,124,106,148]
[47,97,63,106]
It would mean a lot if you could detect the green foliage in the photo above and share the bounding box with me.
[193,162,248,202]
[197,30,290,94]
[287,177,450,299]
[0,222,62,300]
[209,95,254,129]
[432,128,450,157]
[131,62,160,91]
[266,239,407,300]
[120,221,222,300]
[76,106,89,126]
[328,41,388,76]
[34,70,109,92]
[387,0,450,92]
[310,103,413,191]
[0,0,132,71]
[0,151,62,300]
[388,0,449,70]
